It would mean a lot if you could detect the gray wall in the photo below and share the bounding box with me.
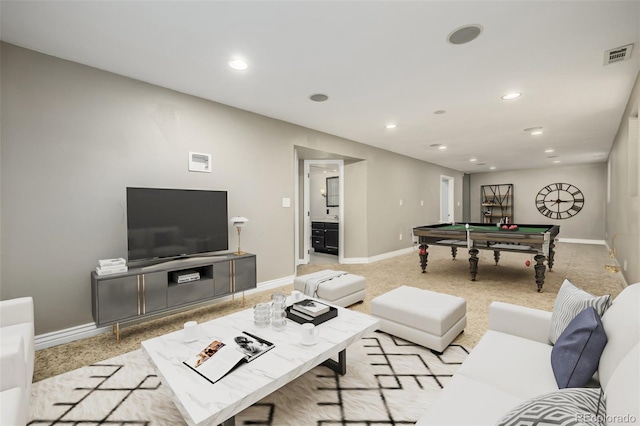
[1,43,464,334]
[606,71,640,285]
[470,163,607,240]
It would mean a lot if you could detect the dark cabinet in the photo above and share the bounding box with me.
[311,221,339,255]
[91,253,257,329]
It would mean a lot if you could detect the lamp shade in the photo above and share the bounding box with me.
[231,216,249,227]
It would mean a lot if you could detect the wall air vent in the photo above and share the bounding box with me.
[604,44,633,65]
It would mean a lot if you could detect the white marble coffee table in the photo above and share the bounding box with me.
[141,299,379,426]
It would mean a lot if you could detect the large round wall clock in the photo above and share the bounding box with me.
[535,183,584,219]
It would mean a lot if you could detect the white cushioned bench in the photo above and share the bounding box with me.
[293,270,366,307]
[371,285,466,353]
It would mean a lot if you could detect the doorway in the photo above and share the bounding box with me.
[301,160,344,265]
[440,175,455,223]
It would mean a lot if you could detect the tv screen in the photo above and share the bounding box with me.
[126,187,228,263]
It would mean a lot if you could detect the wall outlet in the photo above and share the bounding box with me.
[399,233,403,240]
[399,199,403,206]
[420,200,424,206]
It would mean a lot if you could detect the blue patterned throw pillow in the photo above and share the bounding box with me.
[497,388,606,426]
[551,307,608,388]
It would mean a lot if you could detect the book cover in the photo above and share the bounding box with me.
[97,258,126,267]
[95,265,128,276]
[292,299,330,317]
[183,332,274,384]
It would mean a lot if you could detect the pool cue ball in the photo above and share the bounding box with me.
[525,260,531,267]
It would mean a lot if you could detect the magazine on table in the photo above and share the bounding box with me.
[292,299,331,317]
[183,331,274,384]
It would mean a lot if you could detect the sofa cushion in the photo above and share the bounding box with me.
[603,343,639,426]
[551,307,608,388]
[1,323,34,384]
[496,387,606,426]
[456,330,558,400]
[415,373,523,425]
[549,279,611,344]
[598,283,640,390]
[0,387,27,426]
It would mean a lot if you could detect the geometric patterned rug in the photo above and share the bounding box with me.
[28,331,468,425]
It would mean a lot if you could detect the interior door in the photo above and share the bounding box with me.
[440,175,455,223]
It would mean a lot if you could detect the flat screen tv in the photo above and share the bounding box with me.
[126,187,228,263]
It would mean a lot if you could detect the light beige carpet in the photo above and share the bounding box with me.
[34,242,624,383]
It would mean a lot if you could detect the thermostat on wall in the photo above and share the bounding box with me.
[188,152,212,173]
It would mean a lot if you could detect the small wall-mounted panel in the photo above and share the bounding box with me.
[189,151,212,173]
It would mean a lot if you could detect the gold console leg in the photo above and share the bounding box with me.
[116,322,120,343]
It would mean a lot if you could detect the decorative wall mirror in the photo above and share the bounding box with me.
[326,177,339,207]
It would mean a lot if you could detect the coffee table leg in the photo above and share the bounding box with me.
[321,349,347,375]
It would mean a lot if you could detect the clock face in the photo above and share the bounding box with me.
[535,183,584,219]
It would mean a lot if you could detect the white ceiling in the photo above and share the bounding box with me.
[1,1,639,173]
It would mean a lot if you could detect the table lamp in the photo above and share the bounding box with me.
[230,217,249,255]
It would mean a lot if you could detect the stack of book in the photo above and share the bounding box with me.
[96,258,128,276]
[287,299,336,324]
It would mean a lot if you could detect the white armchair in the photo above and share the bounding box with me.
[0,297,35,426]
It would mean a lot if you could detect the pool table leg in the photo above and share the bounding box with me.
[534,254,546,292]
[548,240,556,270]
[469,248,479,281]
[451,246,458,260]
[493,250,500,265]
[419,244,429,273]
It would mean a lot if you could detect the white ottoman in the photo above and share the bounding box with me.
[293,270,366,307]
[371,285,466,353]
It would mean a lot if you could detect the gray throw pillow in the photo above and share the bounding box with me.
[497,387,606,426]
[549,279,611,344]
[551,307,608,388]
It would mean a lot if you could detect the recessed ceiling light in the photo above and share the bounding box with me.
[489,166,496,170]
[524,126,544,136]
[434,110,447,115]
[309,94,329,102]
[438,146,447,150]
[469,158,477,162]
[502,92,521,100]
[545,149,555,153]
[385,123,397,129]
[228,58,248,71]
[447,24,483,45]
[553,160,561,163]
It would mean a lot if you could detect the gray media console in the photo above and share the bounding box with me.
[91,253,257,340]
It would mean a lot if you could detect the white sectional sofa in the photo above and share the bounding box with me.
[417,283,639,426]
[0,297,35,426]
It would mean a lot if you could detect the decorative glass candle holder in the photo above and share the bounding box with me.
[253,302,271,327]
[271,291,287,331]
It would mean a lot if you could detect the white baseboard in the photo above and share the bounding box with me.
[557,238,605,245]
[35,276,296,351]
[342,246,415,264]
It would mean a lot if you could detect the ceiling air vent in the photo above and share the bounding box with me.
[604,44,634,65]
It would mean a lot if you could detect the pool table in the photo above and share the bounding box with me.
[412,223,560,292]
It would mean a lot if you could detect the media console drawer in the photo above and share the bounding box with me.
[168,278,214,307]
